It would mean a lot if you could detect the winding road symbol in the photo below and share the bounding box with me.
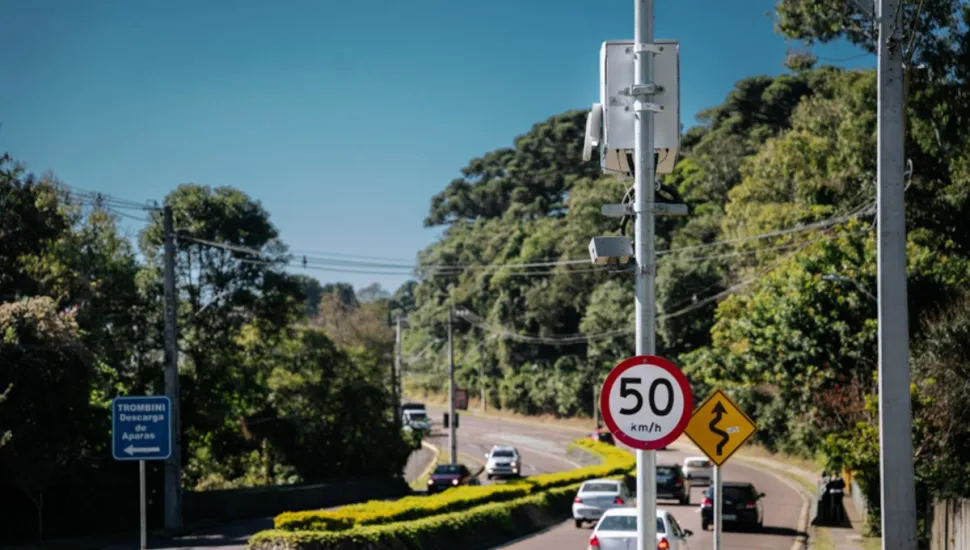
[709,401,730,456]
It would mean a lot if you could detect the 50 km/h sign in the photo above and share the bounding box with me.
[600,355,693,450]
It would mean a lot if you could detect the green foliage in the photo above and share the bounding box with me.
[250,484,578,550]
[272,439,631,533]
[0,160,412,542]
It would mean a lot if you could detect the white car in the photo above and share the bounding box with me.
[485,446,521,479]
[683,456,714,486]
[572,478,632,527]
[587,508,693,550]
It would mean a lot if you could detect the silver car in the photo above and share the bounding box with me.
[485,446,521,479]
[587,508,693,550]
[572,478,632,527]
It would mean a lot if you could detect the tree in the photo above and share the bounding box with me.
[0,297,93,541]
[139,184,303,487]
[357,282,390,304]
[292,274,324,319]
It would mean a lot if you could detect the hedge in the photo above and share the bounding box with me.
[273,438,633,532]
[250,483,579,550]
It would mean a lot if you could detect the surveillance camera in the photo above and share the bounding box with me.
[589,236,634,265]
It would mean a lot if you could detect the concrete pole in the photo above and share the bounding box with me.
[394,315,403,426]
[876,0,917,548]
[448,309,457,465]
[162,206,182,530]
[633,1,658,549]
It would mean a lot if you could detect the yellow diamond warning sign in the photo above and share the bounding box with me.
[684,389,758,466]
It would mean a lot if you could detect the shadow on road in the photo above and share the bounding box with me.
[731,525,806,537]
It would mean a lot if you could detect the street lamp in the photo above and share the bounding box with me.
[821,274,876,302]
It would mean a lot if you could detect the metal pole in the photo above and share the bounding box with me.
[394,315,402,426]
[876,0,917,548]
[448,309,457,465]
[593,385,599,428]
[633,0,657,549]
[139,460,147,550]
[713,464,722,550]
[162,205,182,531]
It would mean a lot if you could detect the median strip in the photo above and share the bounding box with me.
[248,439,634,549]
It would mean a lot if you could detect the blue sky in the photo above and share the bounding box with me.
[0,0,873,293]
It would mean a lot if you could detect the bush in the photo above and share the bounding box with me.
[250,484,578,550]
[272,438,631,532]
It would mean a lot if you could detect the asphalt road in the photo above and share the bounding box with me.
[424,406,590,485]
[495,440,808,550]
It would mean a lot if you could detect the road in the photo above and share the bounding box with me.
[495,439,808,550]
[424,406,590,485]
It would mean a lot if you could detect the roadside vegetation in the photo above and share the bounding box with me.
[0,158,416,542]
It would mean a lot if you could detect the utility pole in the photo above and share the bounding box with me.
[876,0,917,548]
[447,309,457,464]
[394,314,403,426]
[633,1,658,549]
[479,361,486,412]
[162,206,182,531]
[593,384,600,428]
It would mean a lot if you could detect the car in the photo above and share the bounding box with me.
[699,481,766,531]
[683,456,713,486]
[426,463,476,494]
[587,507,693,549]
[572,478,632,527]
[484,446,522,479]
[402,409,431,434]
[589,430,615,445]
[401,402,428,422]
[656,464,690,505]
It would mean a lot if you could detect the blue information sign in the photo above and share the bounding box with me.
[112,396,172,461]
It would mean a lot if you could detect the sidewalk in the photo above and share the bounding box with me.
[727,456,868,550]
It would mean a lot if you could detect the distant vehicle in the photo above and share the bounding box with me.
[484,446,521,479]
[656,464,690,505]
[402,409,431,434]
[587,507,693,549]
[589,430,615,446]
[700,481,766,531]
[572,478,632,527]
[683,456,714,486]
[426,463,476,494]
[401,402,427,419]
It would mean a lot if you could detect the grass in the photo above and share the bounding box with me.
[811,526,836,550]
[405,391,596,432]
[861,536,882,550]
[736,442,826,474]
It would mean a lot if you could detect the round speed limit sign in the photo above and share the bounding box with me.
[599,355,693,450]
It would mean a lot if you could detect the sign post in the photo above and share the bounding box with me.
[684,389,759,550]
[600,355,693,548]
[112,396,173,550]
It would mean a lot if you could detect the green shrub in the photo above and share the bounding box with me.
[250,484,579,550]
[272,438,632,533]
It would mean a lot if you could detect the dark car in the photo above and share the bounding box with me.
[700,481,765,531]
[656,464,690,505]
[426,463,476,494]
[590,430,615,445]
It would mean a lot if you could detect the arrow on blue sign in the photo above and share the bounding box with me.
[112,396,172,461]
